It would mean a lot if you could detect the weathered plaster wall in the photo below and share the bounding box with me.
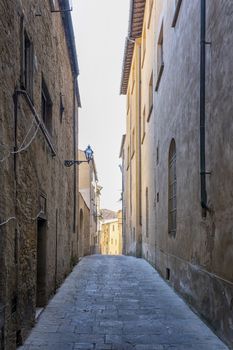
[140,0,156,266]
[152,0,233,347]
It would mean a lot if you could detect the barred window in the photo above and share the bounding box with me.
[168,139,177,236]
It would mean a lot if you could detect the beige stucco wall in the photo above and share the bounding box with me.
[124,40,142,256]
[152,1,233,345]
[140,0,156,265]
[78,193,90,257]
[100,215,122,255]
[78,150,98,254]
[121,0,233,346]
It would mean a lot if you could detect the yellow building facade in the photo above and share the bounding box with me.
[120,0,155,260]
[120,0,233,346]
[100,211,122,255]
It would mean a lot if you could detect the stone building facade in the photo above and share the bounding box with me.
[0,0,80,348]
[78,150,100,256]
[120,0,233,347]
[78,192,91,258]
[100,211,123,256]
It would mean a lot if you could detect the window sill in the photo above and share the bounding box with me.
[172,0,182,28]
[155,64,164,92]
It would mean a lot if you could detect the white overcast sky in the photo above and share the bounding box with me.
[72,0,130,211]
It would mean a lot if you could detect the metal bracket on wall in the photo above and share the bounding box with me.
[201,40,212,45]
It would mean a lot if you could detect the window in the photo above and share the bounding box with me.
[131,129,135,158]
[115,239,117,245]
[147,0,154,29]
[22,30,34,99]
[127,146,130,170]
[41,78,52,134]
[131,63,135,94]
[141,106,146,144]
[60,93,64,123]
[172,0,182,27]
[141,27,146,67]
[127,93,130,114]
[146,187,149,237]
[168,139,177,237]
[148,72,153,121]
[111,239,113,244]
[112,225,115,232]
[156,143,159,165]
[155,22,164,91]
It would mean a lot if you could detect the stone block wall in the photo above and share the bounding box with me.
[0,0,80,348]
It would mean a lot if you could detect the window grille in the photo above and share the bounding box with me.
[168,139,177,236]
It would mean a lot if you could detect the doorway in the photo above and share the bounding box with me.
[36,218,47,308]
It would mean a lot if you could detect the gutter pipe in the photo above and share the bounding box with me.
[200,0,208,213]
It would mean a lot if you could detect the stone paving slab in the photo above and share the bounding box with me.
[18,255,229,350]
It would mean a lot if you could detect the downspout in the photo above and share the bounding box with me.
[13,90,19,342]
[200,0,208,214]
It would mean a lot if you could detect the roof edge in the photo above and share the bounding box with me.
[120,0,146,95]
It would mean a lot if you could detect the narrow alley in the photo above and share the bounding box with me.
[19,255,228,350]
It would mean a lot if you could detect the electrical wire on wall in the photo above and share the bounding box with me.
[0,210,43,227]
[0,118,41,163]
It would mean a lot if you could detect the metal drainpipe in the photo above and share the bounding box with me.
[200,0,208,214]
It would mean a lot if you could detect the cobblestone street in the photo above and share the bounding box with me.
[19,255,228,350]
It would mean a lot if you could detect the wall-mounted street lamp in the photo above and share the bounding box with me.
[64,145,94,167]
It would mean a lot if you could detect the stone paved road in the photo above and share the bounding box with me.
[19,255,229,350]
